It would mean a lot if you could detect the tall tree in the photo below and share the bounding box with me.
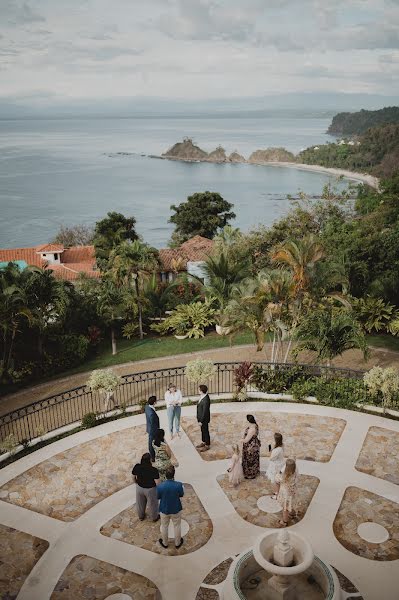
[23,268,72,356]
[52,224,94,247]
[0,264,33,378]
[96,279,127,355]
[93,212,138,269]
[169,191,235,245]
[293,308,368,366]
[272,234,325,296]
[108,240,159,339]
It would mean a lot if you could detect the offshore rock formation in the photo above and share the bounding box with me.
[161,139,296,164]
[207,145,228,163]
[248,147,296,163]
[228,151,247,163]
[163,138,208,161]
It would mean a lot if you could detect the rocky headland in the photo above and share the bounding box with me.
[151,137,379,188]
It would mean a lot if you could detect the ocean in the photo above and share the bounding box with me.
[0,114,341,249]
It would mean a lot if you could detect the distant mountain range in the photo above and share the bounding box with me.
[0,92,398,119]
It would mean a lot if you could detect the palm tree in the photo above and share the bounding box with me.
[108,240,159,339]
[203,250,249,319]
[96,279,127,355]
[0,265,33,377]
[293,308,369,366]
[272,234,324,296]
[22,267,72,356]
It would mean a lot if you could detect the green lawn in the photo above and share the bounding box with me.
[59,330,257,377]
[367,333,399,352]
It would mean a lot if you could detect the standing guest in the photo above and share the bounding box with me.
[165,383,183,439]
[196,384,211,452]
[132,452,160,522]
[241,414,261,479]
[276,458,298,527]
[227,443,244,487]
[157,466,185,549]
[144,395,159,462]
[266,433,285,499]
[153,428,173,481]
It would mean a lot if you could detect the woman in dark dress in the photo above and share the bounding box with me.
[241,414,261,478]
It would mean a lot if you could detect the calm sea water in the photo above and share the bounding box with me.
[0,115,340,249]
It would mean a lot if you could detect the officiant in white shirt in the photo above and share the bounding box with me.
[165,383,183,439]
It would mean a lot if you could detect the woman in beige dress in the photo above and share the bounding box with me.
[275,458,298,526]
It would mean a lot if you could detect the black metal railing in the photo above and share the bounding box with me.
[0,362,367,445]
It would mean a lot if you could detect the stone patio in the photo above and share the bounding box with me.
[355,426,399,484]
[0,524,49,599]
[0,402,398,599]
[101,483,212,555]
[333,486,399,561]
[217,472,319,528]
[50,555,160,599]
[0,426,154,521]
[181,412,346,462]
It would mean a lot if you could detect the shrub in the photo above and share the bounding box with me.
[0,433,18,455]
[185,359,217,384]
[60,334,90,361]
[81,412,98,428]
[251,365,305,394]
[87,369,122,393]
[364,366,399,408]
[234,362,253,397]
[152,300,215,339]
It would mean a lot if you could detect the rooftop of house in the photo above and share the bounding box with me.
[0,235,215,281]
[0,244,99,281]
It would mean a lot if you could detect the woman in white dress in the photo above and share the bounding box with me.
[275,458,298,526]
[165,383,183,439]
[266,432,285,498]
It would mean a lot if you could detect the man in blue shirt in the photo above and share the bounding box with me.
[156,465,184,549]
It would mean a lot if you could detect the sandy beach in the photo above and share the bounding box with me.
[261,161,379,189]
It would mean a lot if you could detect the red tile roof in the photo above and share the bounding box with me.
[0,247,44,268]
[179,235,214,261]
[36,243,65,253]
[0,236,214,279]
[0,244,98,281]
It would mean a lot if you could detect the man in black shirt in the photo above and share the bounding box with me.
[132,452,160,521]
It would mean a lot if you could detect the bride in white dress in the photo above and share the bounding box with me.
[266,432,285,498]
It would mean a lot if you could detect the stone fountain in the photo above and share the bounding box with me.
[222,529,341,600]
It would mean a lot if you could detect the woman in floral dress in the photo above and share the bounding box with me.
[241,414,261,479]
[152,429,173,481]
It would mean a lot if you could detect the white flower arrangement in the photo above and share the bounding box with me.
[185,358,217,384]
[364,366,399,408]
[87,369,122,393]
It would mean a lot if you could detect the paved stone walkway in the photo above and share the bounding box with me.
[0,401,398,599]
[3,342,399,415]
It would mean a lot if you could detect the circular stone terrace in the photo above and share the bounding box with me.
[1,401,399,600]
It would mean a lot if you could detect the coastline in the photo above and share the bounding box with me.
[150,154,379,189]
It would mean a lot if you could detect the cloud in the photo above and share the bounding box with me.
[1,1,45,25]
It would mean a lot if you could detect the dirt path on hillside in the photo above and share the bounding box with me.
[2,343,399,416]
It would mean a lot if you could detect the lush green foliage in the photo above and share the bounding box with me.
[363,366,399,408]
[152,300,215,338]
[169,191,236,245]
[298,124,399,178]
[81,412,98,429]
[327,107,399,136]
[93,211,138,268]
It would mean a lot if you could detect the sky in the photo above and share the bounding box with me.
[0,0,398,109]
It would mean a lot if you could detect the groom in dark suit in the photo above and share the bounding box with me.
[145,395,159,461]
[196,384,211,452]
